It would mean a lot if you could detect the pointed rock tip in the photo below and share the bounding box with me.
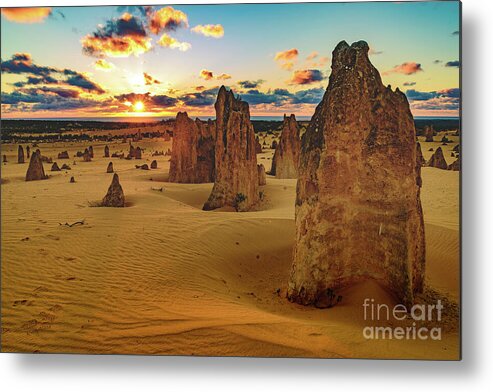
[334,40,350,52]
[351,40,370,52]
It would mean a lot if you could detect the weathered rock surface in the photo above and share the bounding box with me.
[150,160,157,169]
[448,158,460,171]
[83,148,91,162]
[425,125,434,142]
[88,146,94,158]
[416,142,425,167]
[107,162,114,173]
[270,114,300,178]
[169,113,215,183]
[25,149,47,181]
[58,151,69,159]
[271,140,278,150]
[3,154,7,163]
[101,173,125,207]
[257,164,267,186]
[288,40,425,308]
[104,145,110,158]
[61,164,71,170]
[135,147,142,159]
[70,176,75,183]
[427,146,448,169]
[51,162,61,171]
[26,146,30,158]
[203,86,259,211]
[18,145,25,163]
[255,136,262,154]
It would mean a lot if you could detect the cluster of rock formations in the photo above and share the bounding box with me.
[25,149,48,181]
[169,112,215,183]
[270,114,301,178]
[101,173,125,207]
[203,86,259,211]
[287,41,425,308]
[58,151,69,159]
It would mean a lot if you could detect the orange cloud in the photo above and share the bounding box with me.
[93,59,115,71]
[275,48,298,70]
[288,69,324,85]
[81,13,151,58]
[143,72,161,85]
[385,62,423,75]
[1,7,52,23]
[200,69,214,80]
[82,35,151,58]
[306,51,318,61]
[157,33,191,51]
[148,6,188,35]
[195,86,206,91]
[191,24,224,38]
[275,48,299,61]
[217,73,231,80]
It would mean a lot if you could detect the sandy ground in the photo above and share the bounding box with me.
[0,132,460,359]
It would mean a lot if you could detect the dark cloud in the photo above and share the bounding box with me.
[235,87,325,106]
[12,75,58,87]
[445,60,460,68]
[20,87,80,99]
[115,92,178,109]
[66,74,105,94]
[405,88,460,112]
[403,81,416,87]
[291,88,325,104]
[179,87,219,107]
[81,13,151,57]
[93,13,147,39]
[1,53,55,75]
[238,80,265,89]
[406,89,437,101]
[433,60,442,64]
[2,53,105,97]
[452,31,460,35]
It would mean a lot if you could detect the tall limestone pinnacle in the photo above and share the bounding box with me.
[203,86,259,211]
[288,40,425,308]
[270,114,301,178]
[169,112,215,183]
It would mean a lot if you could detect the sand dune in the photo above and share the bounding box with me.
[1,136,459,359]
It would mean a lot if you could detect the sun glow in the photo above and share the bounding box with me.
[133,101,144,112]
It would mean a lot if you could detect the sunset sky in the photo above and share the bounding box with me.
[1,1,460,119]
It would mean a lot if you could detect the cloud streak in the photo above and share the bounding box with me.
[385,62,423,75]
[191,24,224,38]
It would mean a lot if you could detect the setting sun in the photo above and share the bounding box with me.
[133,101,144,112]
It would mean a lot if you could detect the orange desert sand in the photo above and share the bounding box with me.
[0,131,459,359]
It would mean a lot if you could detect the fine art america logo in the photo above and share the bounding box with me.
[362,298,443,340]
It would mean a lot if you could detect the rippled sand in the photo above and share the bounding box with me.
[0,133,460,359]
